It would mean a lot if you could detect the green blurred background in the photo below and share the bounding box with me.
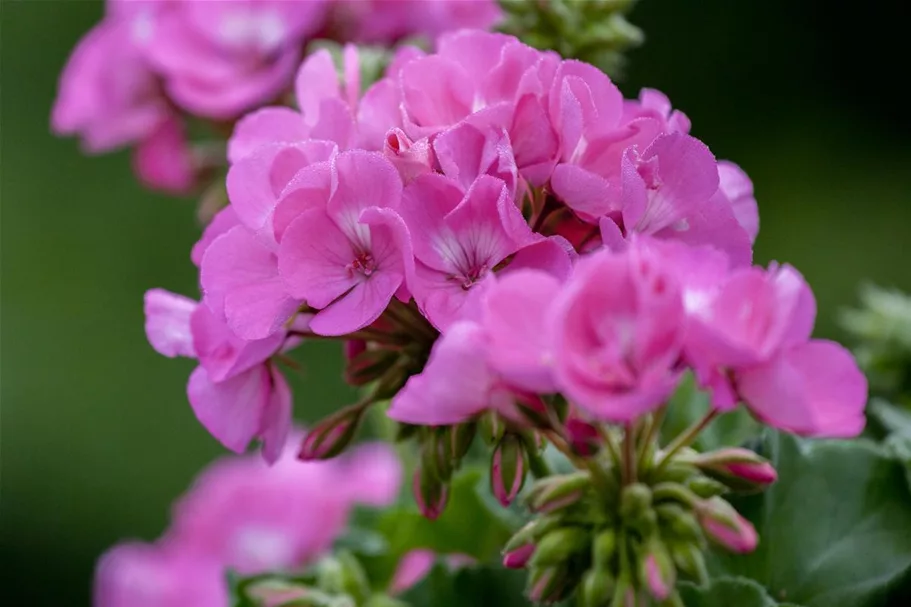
[1,1,909,605]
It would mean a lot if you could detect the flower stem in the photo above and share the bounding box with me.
[636,407,666,472]
[526,444,553,479]
[655,409,719,475]
[622,422,637,485]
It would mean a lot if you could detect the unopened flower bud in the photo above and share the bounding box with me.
[696,497,758,553]
[448,422,477,461]
[299,405,364,460]
[691,448,778,489]
[529,527,590,568]
[566,418,601,456]
[504,516,561,554]
[640,542,675,601]
[527,472,591,514]
[611,573,639,607]
[383,128,433,183]
[503,543,536,569]
[592,528,618,569]
[480,411,506,445]
[655,462,699,484]
[619,483,652,519]
[668,541,708,585]
[655,504,702,543]
[491,433,528,507]
[685,476,728,498]
[413,466,449,520]
[526,565,571,604]
[580,568,615,607]
[424,428,455,482]
[651,482,698,507]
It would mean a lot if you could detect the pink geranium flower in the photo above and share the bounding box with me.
[278,151,413,335]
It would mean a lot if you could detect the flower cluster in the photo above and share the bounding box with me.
[51,0,501,193]
[139,27,869,606]
[95,440,401,607]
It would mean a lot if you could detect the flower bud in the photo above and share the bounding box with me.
[611,573,640,607]
[383,128,433,184]
[592,528,618,569]
[640,542,675,601]
[651,482,698,507]
[527,472,591,514]
[691,448,778,488]
[696,497,758,553]
[480,411,506,445]
[654,462,699,484]
[580,568,615,607]
[529,527,591,568]
[668,541,708,585]
[504,515,561,554]
[424,428,455,482]
[566,418,601,456]
[448,422,477,461]
[413,466,449,520]
[619,483,652,519]
[526,565,571,604]
[298,405,364,461]
[685,476,728,499]
[491,433,528,507]
[503,543,536,569]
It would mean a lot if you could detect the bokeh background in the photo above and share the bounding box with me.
[2,1,909,605]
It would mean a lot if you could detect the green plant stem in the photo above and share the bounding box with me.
[622,422,637,485]
[544,429,614,499]
[526,444,553,479]
[654,409,719,475]
[636,407,666,472]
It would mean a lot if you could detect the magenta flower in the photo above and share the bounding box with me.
[278,150,413,335]
[550,245,687,422]
[401,174,534,329]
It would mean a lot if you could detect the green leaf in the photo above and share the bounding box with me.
[661,373,760,452]
[709,432,911,607]
[362,467,516,587]
[679,576,802,606]
[399,562,529,607]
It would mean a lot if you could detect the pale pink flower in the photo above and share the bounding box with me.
[334,0,502,45]
[132,116,196,194]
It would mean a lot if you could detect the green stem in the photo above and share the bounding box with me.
[636,407,666,473]
[526,444,553,479]
[654,409,719,475]
[622,422,637,485]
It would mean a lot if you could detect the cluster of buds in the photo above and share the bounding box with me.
[502,425,774,605]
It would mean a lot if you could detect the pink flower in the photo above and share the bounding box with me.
[52,16,169,153]
[335,0,503,45]
[696,498,759,553]
[191,206,241,267]
[712,160,759,243]
[681,262,867,436]
[401,174,533,329]
[622,88,691,135]
[618,133,753,267]
[143,290,292,462]
[278,150,413,336]
[166,441,401,574]
[94,542,225,607]
[550,245,686,422]
[388,549,476,596]
[143,1,329,119]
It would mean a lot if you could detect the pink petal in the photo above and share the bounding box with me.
[343,443,403,506]
[260,366,292,464]
[201,226,298,340]
[357,78,403,150]
[192,206,241,267]
[144,289,198,358]
[484,270,560,392]
[715,160,759,242]
[228,107,309,164]
[190,305,284,383]
[187,365,269,454]
[737,340,867,438]
[294,49,341,121]
[550,163,616,220]
[328,150,403,221]
[308,269,403,336]
[132,116,195,194]
[387,322,495,425]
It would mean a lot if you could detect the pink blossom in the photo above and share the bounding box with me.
[278,151,412,335]
[52,16,169,153]
[94,542,225,607]
[191,206,241,267]
[550,245,687,422]
[167,441,401,574]
[143,1,329,119]
[388,549,476,595]
[400,174,533,329]
[335,0,503,45]
[622,88,691,135]
[143,290,292,462]
[712,160,759,243]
